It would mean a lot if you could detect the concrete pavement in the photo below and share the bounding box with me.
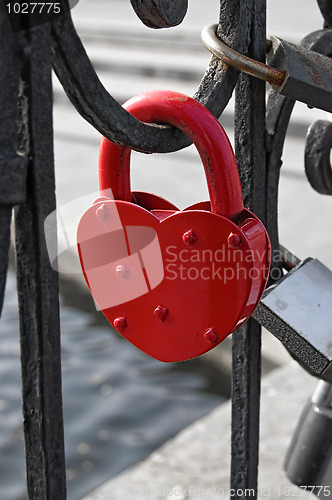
[81,362,317,500]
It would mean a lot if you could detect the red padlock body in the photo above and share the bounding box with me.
[78,90,271,362]
[77,199,269,362]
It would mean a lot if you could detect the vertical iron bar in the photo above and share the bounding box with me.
[0,4,27,316]
[231,0,267,496]
[0,208,12,314]
[14,19,67,500]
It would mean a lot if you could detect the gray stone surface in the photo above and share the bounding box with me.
[81,362,317,500]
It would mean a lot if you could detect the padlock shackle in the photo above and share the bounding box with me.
[99,90,243,220]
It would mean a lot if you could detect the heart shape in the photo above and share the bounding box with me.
[77,198,266,361]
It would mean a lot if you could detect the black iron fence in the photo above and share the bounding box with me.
[1,0,331,498]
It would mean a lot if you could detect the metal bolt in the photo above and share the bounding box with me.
[204,328,219,344]
[96,203,109,220]
[154,306,169,322]
[228,232,241,248]
[116,265,129,279]
[182,229,197,246]
[114,316,127,332]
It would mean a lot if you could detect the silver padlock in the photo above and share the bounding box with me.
[202,25,332,113]
[267,37,332,113]
[253,257,332,383]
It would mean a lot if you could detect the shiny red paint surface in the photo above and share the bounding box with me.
[78,90,271,362]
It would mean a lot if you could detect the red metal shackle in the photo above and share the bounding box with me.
[99,90,243,220]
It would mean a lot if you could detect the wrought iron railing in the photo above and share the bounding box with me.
[1,0,332,498]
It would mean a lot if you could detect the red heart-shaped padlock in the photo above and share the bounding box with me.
[77,90,271,362]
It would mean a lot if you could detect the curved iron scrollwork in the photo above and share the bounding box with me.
[305,120,332,195]
[51,0,256,152]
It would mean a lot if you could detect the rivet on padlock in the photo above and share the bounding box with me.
[182,229,197,246]
[114,316,127,332]
[228,232,241,249]
[204,328,219,344]
[154,306,169,322]
[96,203,109,221]
[116,265,129,279]
[77,90,271,362]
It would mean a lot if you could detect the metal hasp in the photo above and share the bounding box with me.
[253,258,332,382]
[285,380,332,494]
[267,36,332,113]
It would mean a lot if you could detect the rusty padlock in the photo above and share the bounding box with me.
[202,25,332,113]
[77,90,271,362]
